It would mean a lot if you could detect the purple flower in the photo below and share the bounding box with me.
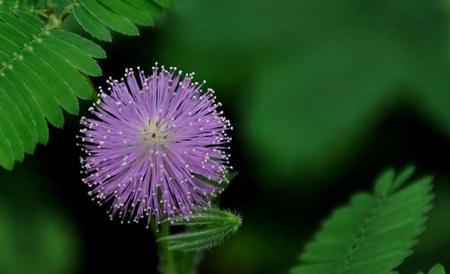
[79,64,231,225]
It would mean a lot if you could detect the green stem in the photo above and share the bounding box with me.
[156,223,177,274]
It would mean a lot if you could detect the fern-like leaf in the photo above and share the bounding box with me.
[72,0,168,41]
[0,0,174,169]
[0,0,49,14]
[158,208,242,252]
[0,0,36,10]
[0,8,105,169]
[418,264,447,274]
[290,166,434,274]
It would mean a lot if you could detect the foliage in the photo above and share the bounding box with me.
[0,9,103,169]
[158,208,242,252]
[290,167,434,274]
[0,0,172,170]
[418,264,447,274]
[72,0,166,41]
[399,183,450,272]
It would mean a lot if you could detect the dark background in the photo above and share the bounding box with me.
[0,0,449,273]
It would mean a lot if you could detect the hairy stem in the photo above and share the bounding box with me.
[156,223,178,274]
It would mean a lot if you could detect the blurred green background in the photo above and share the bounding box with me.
[1,0,449,273]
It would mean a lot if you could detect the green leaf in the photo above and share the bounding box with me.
[290,167,434,274]
[158,208,242,252]
[0,127,14,169]
[401,183,450,272]
[51,30,106,59]
[0,72,48,144]
[79,0,138,36]
[418,264,447,274]
[391,165,415,193]
[72,0,170,41]
[0,9,104,169]
[97,0,153,26]
[0,0,40,11]
[374,168,395,196]
[40,40,101,77]
[125,0,164,18]
[73,4,112,41]
[0,0,174,170]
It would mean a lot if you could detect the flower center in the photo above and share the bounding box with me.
[141,117,171,145]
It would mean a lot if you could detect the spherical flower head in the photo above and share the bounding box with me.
[79,64,232,225]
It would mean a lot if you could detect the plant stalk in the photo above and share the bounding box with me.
[156,222,177,274]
